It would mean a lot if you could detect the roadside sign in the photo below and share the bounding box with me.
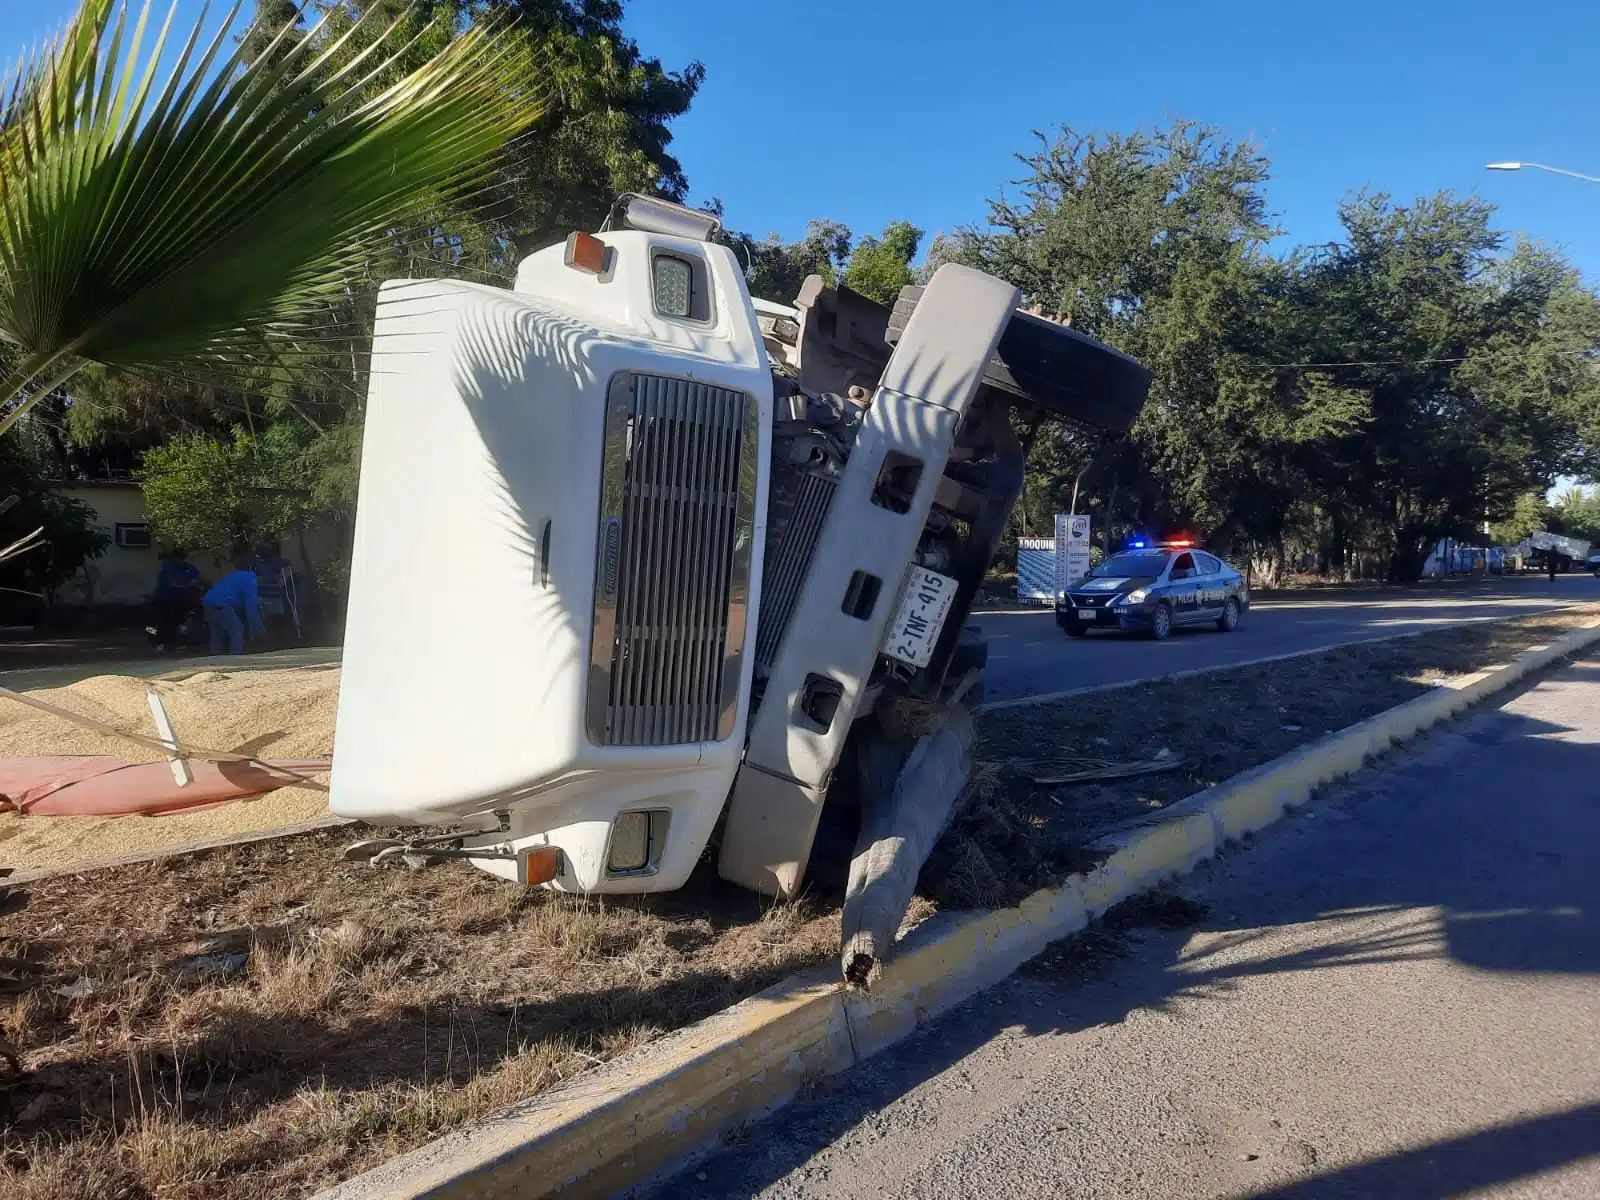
[1054,513,1092,593]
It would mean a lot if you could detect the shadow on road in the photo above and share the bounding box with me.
[1243,1101,1600,1199]
[649,662,1600,1199]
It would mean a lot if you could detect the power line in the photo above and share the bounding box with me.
[1265,348,1597,370]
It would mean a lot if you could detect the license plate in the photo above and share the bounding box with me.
[883,567,959,669]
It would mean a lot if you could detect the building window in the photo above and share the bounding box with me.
[114,523,152,549]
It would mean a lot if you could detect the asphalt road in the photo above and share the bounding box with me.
[649,653,1600,1200]
[977,573,1600,704]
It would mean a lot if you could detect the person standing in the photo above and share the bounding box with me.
[1547,549,1559,582]
[151,548,200,653]
[203,552,265,655]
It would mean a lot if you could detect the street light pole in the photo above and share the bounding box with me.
[1486,161,1600,184]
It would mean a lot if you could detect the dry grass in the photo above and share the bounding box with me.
[1,607,1592,1195]
[0,834,835,1198]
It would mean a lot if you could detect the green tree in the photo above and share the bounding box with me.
[1551,486,1600,541]
[0,415,109,607]
[12,2,704,602]
[730,219,854,304]
[842,221,923,305]
[932,121,1319,564]
[474,0,704,253]
[937,121,1600,581]
[137,423,347,562]
[1286,194,1600,578]
[1491,492,1553,545]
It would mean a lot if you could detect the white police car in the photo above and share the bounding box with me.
[1056,539,1249,641]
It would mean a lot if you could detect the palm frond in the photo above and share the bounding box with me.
[0,0,542,432]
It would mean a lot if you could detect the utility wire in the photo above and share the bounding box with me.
[1266,348,1597,370]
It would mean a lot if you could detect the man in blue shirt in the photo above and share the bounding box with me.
[151,548,201,653]
[203,551,266,655]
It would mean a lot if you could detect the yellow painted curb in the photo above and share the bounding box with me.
[318,968,850,1200]
[316,617,1600,1200]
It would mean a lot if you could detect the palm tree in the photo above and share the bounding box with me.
[0,0,541,433]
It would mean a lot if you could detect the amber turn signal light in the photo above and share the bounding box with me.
[564,230,606,275]
[521,845,561,886]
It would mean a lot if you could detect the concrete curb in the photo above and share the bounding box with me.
[315,616,1600,1200]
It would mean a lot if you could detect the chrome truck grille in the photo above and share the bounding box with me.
[588,373,759,746]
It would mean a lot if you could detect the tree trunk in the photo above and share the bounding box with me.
[1387,530,1431,583]
[1327,516,1349,582]
[1101,474,1120,556]
[1249,542,1285,589]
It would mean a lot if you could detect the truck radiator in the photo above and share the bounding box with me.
[588,373,758,747]
[754,471,837,671]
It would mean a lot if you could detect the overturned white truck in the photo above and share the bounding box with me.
[331,195,1151,979]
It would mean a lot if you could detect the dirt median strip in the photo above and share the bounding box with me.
[2,606,1597,1199]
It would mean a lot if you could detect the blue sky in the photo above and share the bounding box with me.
[622,0,1600,283]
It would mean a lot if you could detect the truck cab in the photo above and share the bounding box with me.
[330,195,1151,908]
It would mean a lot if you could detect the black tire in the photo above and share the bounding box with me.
[887,284,1151,434]
[1150,602,1174,641]
[1216,596,1241,633]
[1064,621,1088,638]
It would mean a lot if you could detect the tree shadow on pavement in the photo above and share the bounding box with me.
[1242,1101,1600,1199]
[648,661,1600,1199]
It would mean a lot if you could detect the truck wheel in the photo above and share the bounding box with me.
[887,287,1151,434]
[1150,602,1174,641]
[1216,597,1241,633]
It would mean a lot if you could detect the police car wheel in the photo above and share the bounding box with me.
[1150,602,1174,641]
[1216,597,1241,633]
[1064,621,1088,638]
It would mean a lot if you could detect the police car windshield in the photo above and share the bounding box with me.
[1090,552,1169,578]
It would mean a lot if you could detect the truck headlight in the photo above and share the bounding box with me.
[652,255,693,318]
[608,812,652,872]
[606,810,670,875]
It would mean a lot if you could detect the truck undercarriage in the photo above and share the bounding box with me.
[332,195,1152,982]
